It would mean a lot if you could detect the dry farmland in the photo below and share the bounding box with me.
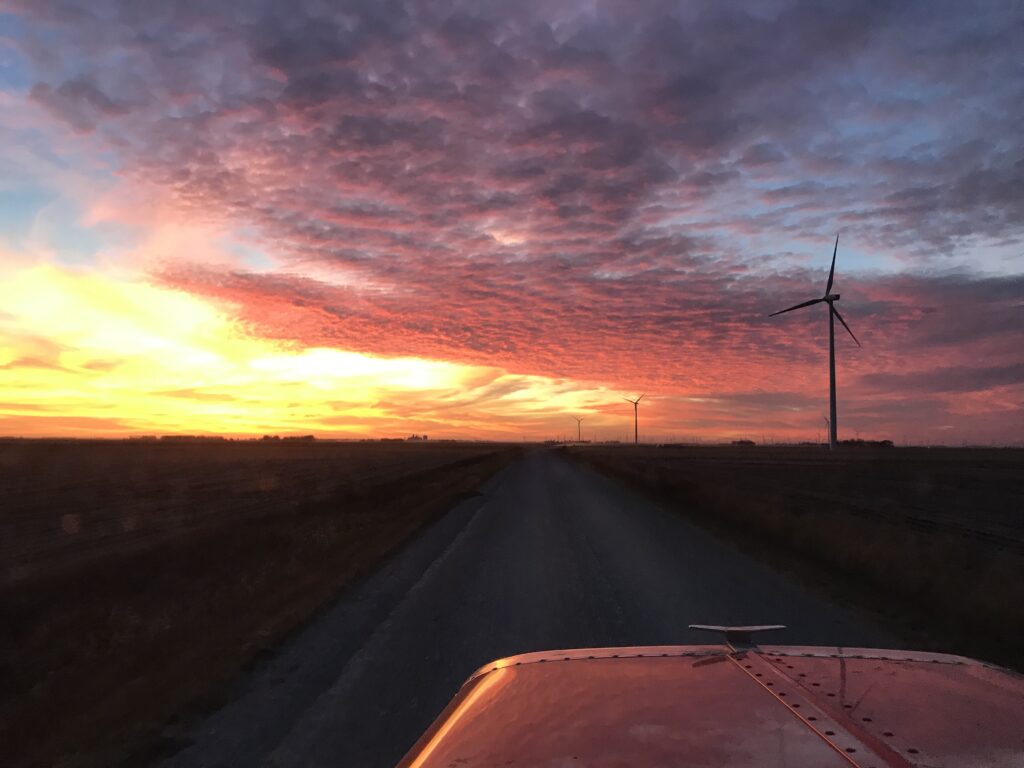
[566,444,1024,669]
[0,438,517,768]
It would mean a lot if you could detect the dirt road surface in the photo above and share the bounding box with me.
[164,450,898,768]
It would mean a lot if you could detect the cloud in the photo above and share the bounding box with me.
[156,388,239,402]
[3,0,1022,442]
[859,363,1024,395]
[11,0,1021,258]
[29,77,128,133]
[158,261,1022,402]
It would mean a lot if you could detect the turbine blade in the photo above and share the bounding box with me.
[769,297,824,316]
[637,393,646,402]
[825,234,838,295]
[831,305,860,347]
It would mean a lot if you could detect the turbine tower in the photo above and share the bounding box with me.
[770,235,860,450]
[573,416,583,443]
[624,394,645,445]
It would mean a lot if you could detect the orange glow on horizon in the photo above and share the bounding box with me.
[2,262,1016,445]
[0,264,625,439]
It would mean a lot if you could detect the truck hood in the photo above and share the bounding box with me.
[399,645,1024,767]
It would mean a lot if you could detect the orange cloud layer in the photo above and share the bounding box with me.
[2,263,1020,444]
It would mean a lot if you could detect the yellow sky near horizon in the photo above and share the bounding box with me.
[0,264,621,439]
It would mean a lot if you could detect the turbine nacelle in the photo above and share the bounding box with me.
[825,293,840,302]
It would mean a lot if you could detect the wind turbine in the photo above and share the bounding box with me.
[623,394,645,445]
[770,235,860,450]
[572,416,583,443]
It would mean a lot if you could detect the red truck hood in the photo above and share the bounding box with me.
[399,645,1024,767]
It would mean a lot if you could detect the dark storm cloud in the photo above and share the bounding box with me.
[9,0,1024,440]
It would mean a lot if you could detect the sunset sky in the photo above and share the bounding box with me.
[0,1,1021,443]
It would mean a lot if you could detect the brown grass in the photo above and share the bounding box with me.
[566,444,1024,670]
[0,439,518,768]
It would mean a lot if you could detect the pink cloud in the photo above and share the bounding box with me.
[4,0,1023,442]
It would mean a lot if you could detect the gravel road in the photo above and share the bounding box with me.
[164,449,897,768]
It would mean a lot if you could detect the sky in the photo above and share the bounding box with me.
[0,0,1021,443]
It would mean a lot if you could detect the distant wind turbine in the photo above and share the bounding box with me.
[573,416,583,443]
[770,235,860,450]
[623,394,645,445]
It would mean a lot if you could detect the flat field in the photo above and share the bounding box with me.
[0,439,516,768]
[566,444,1024,667]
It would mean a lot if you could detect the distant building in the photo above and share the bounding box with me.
[407,434,429,441]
